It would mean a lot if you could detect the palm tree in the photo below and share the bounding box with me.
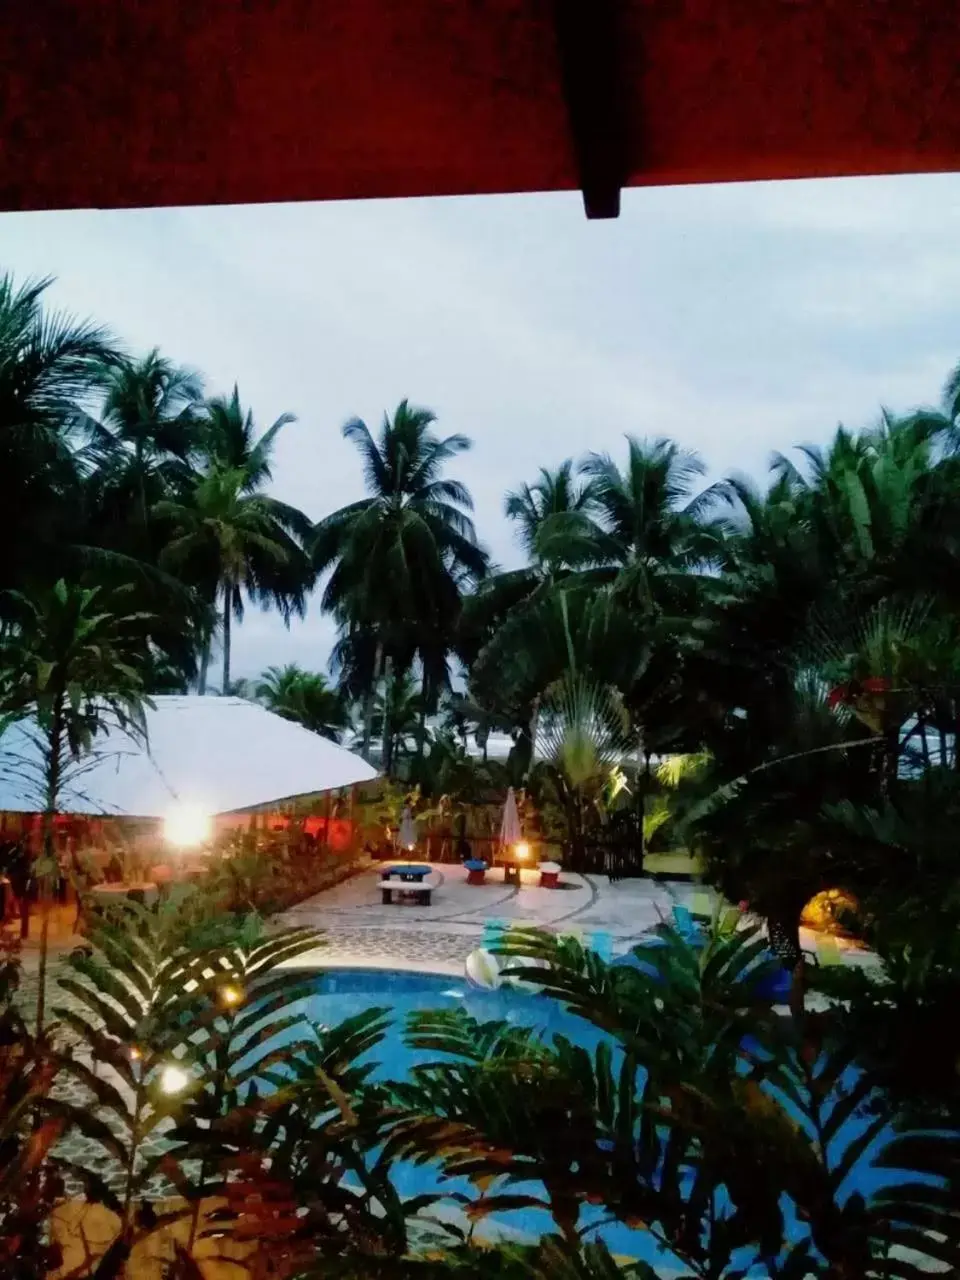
[313,400,488,760]
[369,667,423,771]
[201,384,295,492]
[156,466,313,694]
[0,273,119,602]
[255,663,349,741]
[94,348,204,529]
[579,436,723,600]
[0,579,150,1030]
[536,673,631,866]
[457,461,600,747]
[504,459,597,571]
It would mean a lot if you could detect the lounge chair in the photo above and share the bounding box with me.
[589,930,614,962]
[482,918,508,950]
[671,904,704,944]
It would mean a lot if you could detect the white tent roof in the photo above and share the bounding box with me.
[0,695,378,819]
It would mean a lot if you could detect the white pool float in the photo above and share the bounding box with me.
[503,955,550,993]
[465,947,502,989]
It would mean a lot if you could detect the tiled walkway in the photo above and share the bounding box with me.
[278,861,700,975]
[277,861,875,984]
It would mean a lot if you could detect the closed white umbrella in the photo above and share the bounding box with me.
[398,806,417,852]
[499,787,521,848]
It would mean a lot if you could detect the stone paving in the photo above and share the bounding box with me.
[277,861,876,995]
[276,860,700,975]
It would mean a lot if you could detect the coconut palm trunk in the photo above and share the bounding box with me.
[381,654,394,773]
[198,638,211,695]
[417,667,430,760]
[361,640,384,762]
[36,696,64,1034]
[222,581,232,695]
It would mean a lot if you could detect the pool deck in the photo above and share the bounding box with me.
[276,860,868,980]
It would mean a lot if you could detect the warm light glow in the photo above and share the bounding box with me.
[514,841,530,861]
[220,984,242,1007]
[163,803,212,849]
[801,887,859,935]
[130,1046,142,1062]
[407,843,415,852]
[159,1064,190,1095]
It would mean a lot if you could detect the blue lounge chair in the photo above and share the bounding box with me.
[482,918,508,950]
[672,903,704,945]
[589,930,615,962]
[754,959,792,1003]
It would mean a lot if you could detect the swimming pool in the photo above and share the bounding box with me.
[301,965,607,1073]
[282,965,905,1271]
[295,966,648,1255]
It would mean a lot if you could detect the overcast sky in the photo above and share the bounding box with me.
[3,173,959,676]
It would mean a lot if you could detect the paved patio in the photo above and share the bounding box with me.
[279,860,712,975]
[277,860,875,984]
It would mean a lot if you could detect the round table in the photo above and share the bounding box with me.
[380,864,432,883]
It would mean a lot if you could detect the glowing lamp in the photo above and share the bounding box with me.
[159,1064,190,1096]
[163,804,212,849]
[219,984,243,1007]
[514,841,530,861]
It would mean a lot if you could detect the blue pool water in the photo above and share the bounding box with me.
[301,965,608,1073]
[286,966,899,1268]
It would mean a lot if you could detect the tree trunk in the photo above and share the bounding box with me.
[634,730,648,874]
[221,584,232,695]
[361,640,383,763]
[768,909,805,1020]
[381,654,394,775]
[417,668,429,760]
[198,634,211,695]
[919,716,931,771]
[880,722,900,796]
[36,701,64,1035]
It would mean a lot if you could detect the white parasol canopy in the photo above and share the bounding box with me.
[499,786,522,847]
[0,695,377,818]
[397,806,417,850]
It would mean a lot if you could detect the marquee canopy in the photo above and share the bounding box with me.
[0,696,377,819]
[3,2,959,220]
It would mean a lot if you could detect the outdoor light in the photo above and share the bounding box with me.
[159,1064,190,1096]
[219,984,243,1007]
[163,803,212,849]
[515,841,530,861]
[129,1046,142,1062]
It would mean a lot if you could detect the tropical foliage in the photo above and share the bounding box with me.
[0,886,955,1277]
[2,266,960,1274]
[315,400,489,762]
[254,663,350,740]
[0,272,314,698]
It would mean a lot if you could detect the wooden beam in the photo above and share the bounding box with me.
[552,0,626,219]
